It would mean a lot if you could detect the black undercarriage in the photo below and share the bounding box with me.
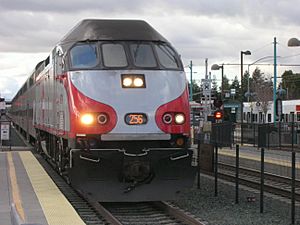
[35,129,196,202]
[68,148,196,202]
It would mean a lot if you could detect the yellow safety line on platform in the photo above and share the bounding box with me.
[19,151,85,225]
[220,149,300,169]
[7,152,25,222]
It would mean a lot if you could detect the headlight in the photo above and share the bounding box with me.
[163,113,172,124]
[133,77,144,87]
[80,113,94,125]
[123,77,133,87]
[175,113,185,124]
[97,113,108,125]
[121,74,145,88]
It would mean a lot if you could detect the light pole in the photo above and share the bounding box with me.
[273,37,278,124]
[286,37,299,225]
[241,50,251,83]
[287,37,300,102]
[240,50,251,145]
[211,64,224,98]
[189,60,193,101]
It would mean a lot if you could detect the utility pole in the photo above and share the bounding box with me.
[189,60,193,101]
[273,37,277,124]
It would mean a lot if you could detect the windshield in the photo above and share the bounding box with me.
[130,43,157,68]
[70,43,98,69]
[68,41,182,70]
[154,44,179,69]
[102,43,128,67]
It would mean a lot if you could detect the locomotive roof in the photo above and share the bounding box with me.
[60,19,168,44]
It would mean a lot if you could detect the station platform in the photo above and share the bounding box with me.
[218,147,300,179]
[219,147,300,168]
[0,150,85,225]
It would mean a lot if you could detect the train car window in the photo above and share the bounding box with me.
[259,112,263,123]
[297,112,300,122]
[154,44,179,69]
[102,43,127,67]
[130,44,157,68]
[45,56,50,67]
[70,43,98,69]
[289,112,295,122]
[285,114,288,122]
[268,113,271,122]
[29,73,34,87]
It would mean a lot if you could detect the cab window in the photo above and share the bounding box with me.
[130,44,157,68]
[102,43,128,67]
[155,44,179,69]
[70,43,98,69]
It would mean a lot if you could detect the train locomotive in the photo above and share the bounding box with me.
[9,19,196,202]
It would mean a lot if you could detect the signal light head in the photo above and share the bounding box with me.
[214,110,223,120]
[213,99,223,108]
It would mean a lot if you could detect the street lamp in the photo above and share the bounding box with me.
[240,50,251,118]
[286,37,299,225]
[240,50,251,145]
[288,38,300,47]
[211,64,224,97]
[188,60,193,101]
[241,50,252,83]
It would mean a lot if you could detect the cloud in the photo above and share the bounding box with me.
[0,0,300,99]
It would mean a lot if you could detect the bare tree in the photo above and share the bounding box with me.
[251,68,273,122]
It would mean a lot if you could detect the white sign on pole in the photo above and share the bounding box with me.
[1,122,10,140]
[202,79,212,96]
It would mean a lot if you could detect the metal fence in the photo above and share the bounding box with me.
[240,122,300,150]
[192,119,299,224]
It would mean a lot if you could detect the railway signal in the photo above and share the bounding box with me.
[213,99,223,108]
[214,110,223,120]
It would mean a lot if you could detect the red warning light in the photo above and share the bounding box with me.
[214,110,223,120]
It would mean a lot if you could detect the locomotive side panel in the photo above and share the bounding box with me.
[53,47,71,137]
[34,51,70,138]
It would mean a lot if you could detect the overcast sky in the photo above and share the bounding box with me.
[1,0,300,99]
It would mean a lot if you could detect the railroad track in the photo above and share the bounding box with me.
[34,152,205,225]
[98,201,205,225]
[218,162,300,201]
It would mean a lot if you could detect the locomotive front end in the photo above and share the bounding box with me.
[59,20,196,201]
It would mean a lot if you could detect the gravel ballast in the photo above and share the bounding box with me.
[174,174,300,225]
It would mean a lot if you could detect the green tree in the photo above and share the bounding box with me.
[227,75,240,100]
[212,75,218,94]
[188,80,201,102]
[240,70,249,102]
[281,70,300,99]
[222,75,230,92]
